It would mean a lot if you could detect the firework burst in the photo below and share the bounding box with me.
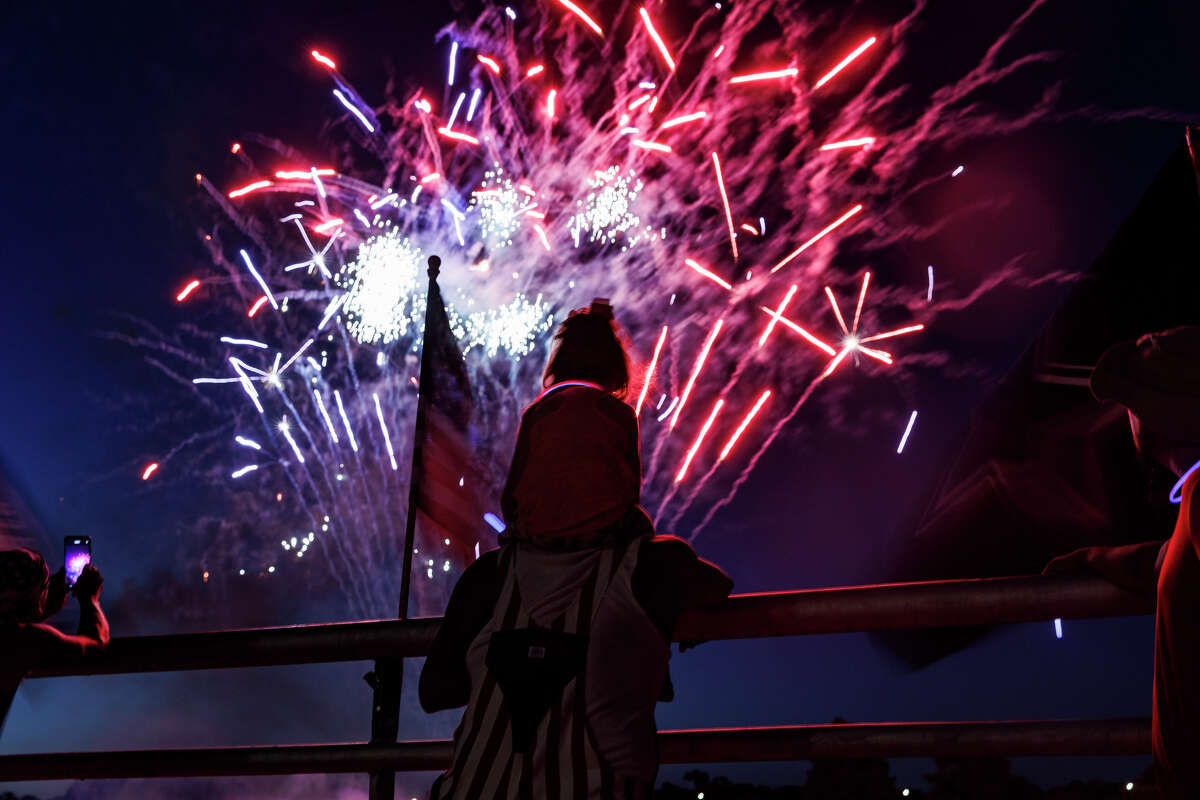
[123,0,1076,615]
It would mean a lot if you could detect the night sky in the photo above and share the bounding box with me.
[2,0,1198,796]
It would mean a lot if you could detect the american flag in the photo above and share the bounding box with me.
[409,269,490,589]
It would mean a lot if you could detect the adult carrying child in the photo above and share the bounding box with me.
[420,300,732,799]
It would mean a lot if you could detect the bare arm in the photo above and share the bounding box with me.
[1043,541,1165,597]
[25,564,109,665]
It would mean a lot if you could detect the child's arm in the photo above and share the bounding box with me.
[633,536,734,642]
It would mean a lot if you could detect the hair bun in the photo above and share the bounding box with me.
[588,298,614,319]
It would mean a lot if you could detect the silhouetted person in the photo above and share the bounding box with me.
[1045,327,1200,799]
[0,549,108,736]
[420,300,732,799]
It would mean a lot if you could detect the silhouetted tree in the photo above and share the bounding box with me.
[924,757,1042,800]
[801,718,898,800]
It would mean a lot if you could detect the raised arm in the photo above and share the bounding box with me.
[26,564,109,664]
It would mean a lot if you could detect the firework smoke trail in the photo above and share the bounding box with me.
[124,0,1112,616]
[687,369,832,542]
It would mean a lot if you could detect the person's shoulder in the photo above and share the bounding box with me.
[588,390,635,424]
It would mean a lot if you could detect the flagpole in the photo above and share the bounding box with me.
[367,254,441,800]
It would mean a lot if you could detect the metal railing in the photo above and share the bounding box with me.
[2,573,1155,783]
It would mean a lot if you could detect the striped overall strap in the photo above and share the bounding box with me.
[433,542,634,799]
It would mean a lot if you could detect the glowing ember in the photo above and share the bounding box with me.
[660,110,707,129]
[712,152,739,260]
[729,67,798,84]
[310,50,337,70]
[554,0,604,37]
[814,35,877,89]
[671,318,723,429]
[896,410,918,454]
[820,136,876,150]
[638,7,676,71]
[676,399,724,483]
[684,257,733,291]
[228,180,272,198]
[175,280,201,302]
[635,326,669,417]
[718,390,772,461]
[769,203,864,273]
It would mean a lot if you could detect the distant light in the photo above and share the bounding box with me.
[505,6,517,19]
[141,463,159,480]
[230,142,241,154]
[268,565,275,573]
[1054,618,1063,639]
[952,165,964,177]
[484,513,507,532]
[902,791,910,798]
[239,569,245,576]
[1126,783,1134,791]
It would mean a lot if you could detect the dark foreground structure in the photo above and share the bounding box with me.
[1,572,1153,785]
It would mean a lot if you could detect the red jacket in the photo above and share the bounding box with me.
[501,383,647,547]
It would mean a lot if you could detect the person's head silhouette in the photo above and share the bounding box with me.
[542,298,630,398]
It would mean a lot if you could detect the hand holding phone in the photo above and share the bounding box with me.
[64,536,92,588]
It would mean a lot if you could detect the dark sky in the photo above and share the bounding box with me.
[2,0,1198,796]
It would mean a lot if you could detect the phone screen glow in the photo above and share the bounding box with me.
[65,542,91,586]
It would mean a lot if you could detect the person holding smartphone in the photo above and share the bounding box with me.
[0,546,109,736]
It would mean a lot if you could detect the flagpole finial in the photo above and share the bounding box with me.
[427,255,441,280]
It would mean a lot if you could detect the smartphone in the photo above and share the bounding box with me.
[64,536,92,587]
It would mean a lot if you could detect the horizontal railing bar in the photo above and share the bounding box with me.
[0,719,1150,781]
[27,574,1152,678]
[27,618,442,678]
[673,573,1153,641]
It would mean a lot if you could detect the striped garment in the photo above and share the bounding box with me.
[431,539,653,800]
